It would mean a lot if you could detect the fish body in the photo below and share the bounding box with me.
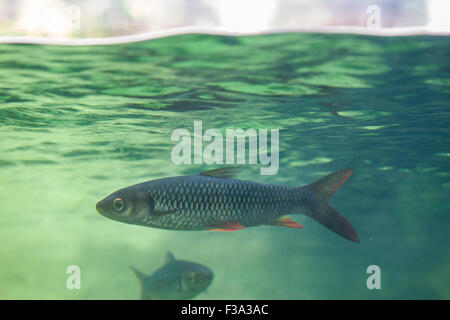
[96,167,359,242]
[131,252,213,300]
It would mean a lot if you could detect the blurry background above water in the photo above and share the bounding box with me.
[0,0,449,39]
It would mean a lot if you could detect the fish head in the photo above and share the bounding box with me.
[95,185,148,223]
[178,261,214,296]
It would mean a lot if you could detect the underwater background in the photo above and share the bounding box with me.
[0,33,448,299]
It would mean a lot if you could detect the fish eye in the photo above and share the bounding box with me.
[113,198,125,212]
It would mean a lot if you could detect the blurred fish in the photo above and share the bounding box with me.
[131,252,213,300]
[96,167,359,242]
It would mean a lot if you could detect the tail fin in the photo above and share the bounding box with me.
[306,169,359,242]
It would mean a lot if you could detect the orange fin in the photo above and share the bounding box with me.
[270,217,304,229]
[208,222,245,232]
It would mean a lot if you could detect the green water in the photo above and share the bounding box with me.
[0,33,449,299]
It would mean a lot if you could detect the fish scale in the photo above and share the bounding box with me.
[145,175,301,230]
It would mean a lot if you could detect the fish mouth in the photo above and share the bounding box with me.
[95,200,107,216]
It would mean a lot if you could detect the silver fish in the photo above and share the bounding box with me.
[96,167,359,242]
[131,252,213,300]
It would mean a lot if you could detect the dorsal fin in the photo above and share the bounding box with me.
[130,266,148,284]
[165,252,176,264]
[199,167,242,179]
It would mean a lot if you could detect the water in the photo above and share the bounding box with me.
[0,33,448,299]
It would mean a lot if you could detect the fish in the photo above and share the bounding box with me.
[96,167,359,242]
[130,252,213,300]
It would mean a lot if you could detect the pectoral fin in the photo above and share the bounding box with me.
[150,209,177,216]
[149,196,177,216]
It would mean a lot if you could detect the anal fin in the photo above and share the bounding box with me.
[270,217,304,229]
